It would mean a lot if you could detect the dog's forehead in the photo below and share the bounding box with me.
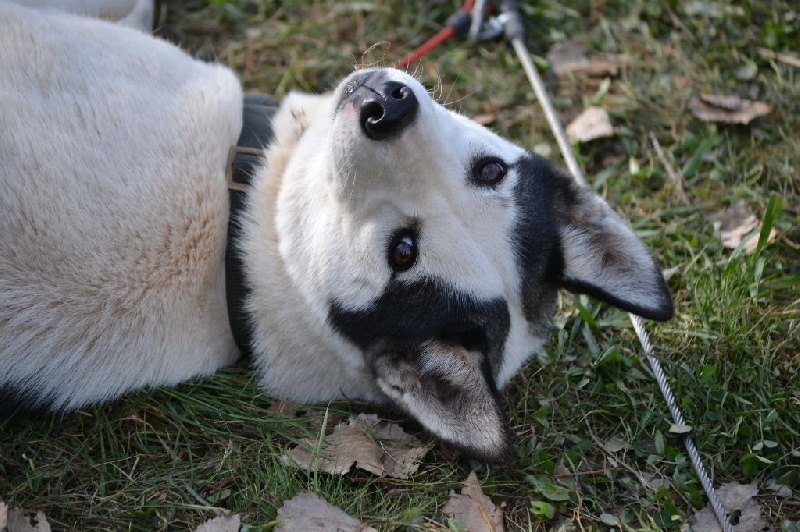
[436,106,525,159]
[346,106,527,204]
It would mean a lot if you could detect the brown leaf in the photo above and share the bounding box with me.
[711,200,776,254]
[281,413,430,479]
[566,107,615,143]
[673,76,692,90]
[474,113,497,126]
[683,2,745,18]
[1,502,7,531]
[193,514,241,532]
[765,479,794,498]
[689,482,767,532]
[689,95,771,124]
[757,47,800,69]
[443,472,504,532]
[547,41,623,78]
[6,508,51,532]
[271,404,343,439]
[275,492,376,532]
[267,400,297,417]
[700,94,746,111]
[553,462,571,477]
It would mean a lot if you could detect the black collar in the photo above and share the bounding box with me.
[225,93,279,356]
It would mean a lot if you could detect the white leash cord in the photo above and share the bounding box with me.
[501,6,733,529]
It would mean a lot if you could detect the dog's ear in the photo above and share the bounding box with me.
[369,340,514,463]
[553,175,674,321]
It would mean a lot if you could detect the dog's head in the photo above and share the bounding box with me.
[263,68,672,462]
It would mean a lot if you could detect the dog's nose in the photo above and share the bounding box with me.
[359,81,418,140]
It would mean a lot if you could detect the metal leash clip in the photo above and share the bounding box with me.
[468,0,508,42]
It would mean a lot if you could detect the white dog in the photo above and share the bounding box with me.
[0,1,672,461]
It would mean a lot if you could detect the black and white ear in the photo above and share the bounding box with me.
[554,180,674,321]
[368,340,514,463]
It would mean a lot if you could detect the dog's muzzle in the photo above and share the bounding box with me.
[339,71,419,140]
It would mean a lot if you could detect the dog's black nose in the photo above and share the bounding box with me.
[359,81,418,140]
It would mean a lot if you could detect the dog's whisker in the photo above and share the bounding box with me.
[442,75,462,107]
[443,91,476,109]
[411,62,423,81]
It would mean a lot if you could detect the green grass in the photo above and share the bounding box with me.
[2,0,799,529]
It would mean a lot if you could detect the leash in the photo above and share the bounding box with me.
[394,0,474,69]
[225,93,280,357]
[397,2,733,529]
[500,4,732,528]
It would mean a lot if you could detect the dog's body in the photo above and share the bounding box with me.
[0,1,672,461]
[9,0,154,29]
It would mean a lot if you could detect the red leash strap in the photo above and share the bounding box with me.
[393,0,475,69]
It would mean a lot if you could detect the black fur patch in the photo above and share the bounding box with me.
[227,93,280,356]
[510,154,563,334]
[0,384,46,420]
[328,278,511,377]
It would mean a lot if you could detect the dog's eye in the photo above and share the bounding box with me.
[474,159,507,186]
[389,230,417,272]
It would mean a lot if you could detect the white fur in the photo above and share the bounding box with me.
[0,1,240,410]
[239,92,385,402]
[9,0,153,30]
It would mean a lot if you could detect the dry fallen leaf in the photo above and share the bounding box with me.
[1,502,7,531]
[443,472,504,532]
[547,41,623,78]
[5,508,51,532]
[689,95,771,124]
[689,482,767,532]
[701,94,749,111]
[711,200,776,254]
[474,113,497,126]
[602,436,632,453]
[765,478,794,498]
[194,514,241,532]
[268,399,298,417]
[282,413,429,479]
[757,47,800,69]
[566,107,615,143]
[275,492,376,532]
[269,402,343,439]
[683,1,745,18]
[553,462,571,477]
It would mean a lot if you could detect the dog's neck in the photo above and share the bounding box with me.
[225,94,280,356]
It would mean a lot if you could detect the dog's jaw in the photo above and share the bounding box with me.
[238,91,386,403]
